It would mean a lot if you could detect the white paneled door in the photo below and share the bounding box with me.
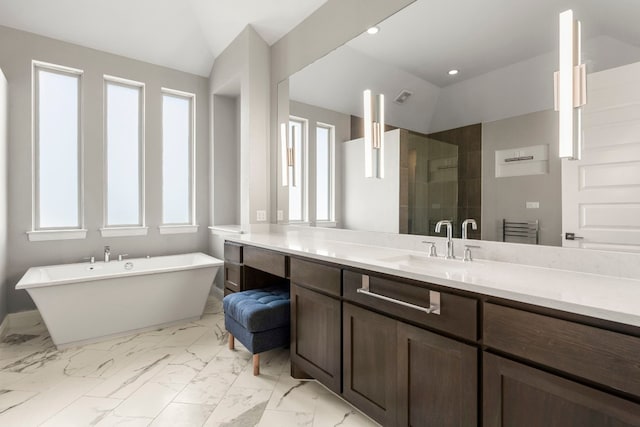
[562,61,640,251]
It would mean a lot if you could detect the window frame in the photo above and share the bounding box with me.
[288,115,309,223]
[159,87,197,234]
[315,121,336,224]
[28,60,86,241]
[101,75,147,236]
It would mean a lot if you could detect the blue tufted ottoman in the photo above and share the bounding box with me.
[223,286,290,375]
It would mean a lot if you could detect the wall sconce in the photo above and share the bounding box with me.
[363,89,385,178]
[554,9,586,160]
[280,122,296,187]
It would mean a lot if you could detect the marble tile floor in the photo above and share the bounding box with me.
[0,297,378,427]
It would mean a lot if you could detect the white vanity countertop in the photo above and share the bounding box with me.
[226,233,640,328]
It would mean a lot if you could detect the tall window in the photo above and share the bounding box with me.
[162,89,195,225]
[33,61,83,231]
[104,76,144,228]
[288,117,308,222]
[316,123,335,222]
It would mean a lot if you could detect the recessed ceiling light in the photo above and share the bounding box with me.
[366,27,379,35]
[448,69,459,76]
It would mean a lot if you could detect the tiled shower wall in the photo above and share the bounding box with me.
[400,124,482,239]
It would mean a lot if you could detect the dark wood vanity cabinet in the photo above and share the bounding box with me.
[243,245,287,278]
[229,241,640,427]
[342,271,479,427]
[343,303,478,427]
[484,353,640,427]
[483,303,640,426]
[342,270,478,341]
[289,257,342,394]
[223,242,243,295]
[226,244,289,294]
[397,322,477,427]
[343,302,399,426]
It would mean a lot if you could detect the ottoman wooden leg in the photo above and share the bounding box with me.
[228,334,235,350]
[253,354,260,376]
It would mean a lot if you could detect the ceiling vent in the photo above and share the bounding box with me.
[394,89,413,105]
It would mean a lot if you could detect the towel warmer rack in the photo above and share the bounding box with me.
[502,219,539,245]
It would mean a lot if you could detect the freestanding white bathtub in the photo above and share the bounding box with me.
[16,252,223,349]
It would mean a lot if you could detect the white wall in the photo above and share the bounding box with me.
[0,25,210,313]
[0,69,7,324]
[209,25,270,231]
[343,129,400,233]
[429,35,640,133]
[247,28,271,226]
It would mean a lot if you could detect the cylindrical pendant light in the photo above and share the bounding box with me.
[363,90,385,178]
[557,9,586,160]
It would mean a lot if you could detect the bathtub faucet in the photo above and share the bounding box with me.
[104,246,111,263]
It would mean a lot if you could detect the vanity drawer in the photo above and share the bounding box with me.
[290,257,341,297]
[343,270,477,341]
[224,262,242,293]
[243,246,287,278]
[484,303,640,397]
[224,242,243,263]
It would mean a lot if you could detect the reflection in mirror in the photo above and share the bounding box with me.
[278,0,640,251]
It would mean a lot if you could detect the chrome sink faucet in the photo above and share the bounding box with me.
[435,220,455,259]
[104,246,111,263]
[462,218,478,240]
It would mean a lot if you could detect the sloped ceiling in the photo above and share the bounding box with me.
[290,0,640,133]
[0,0,328,76]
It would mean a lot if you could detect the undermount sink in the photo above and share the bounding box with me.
[376,253,477,275]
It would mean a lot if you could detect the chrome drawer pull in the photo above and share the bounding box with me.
[357,275,441,315]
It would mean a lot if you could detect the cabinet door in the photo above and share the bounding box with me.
[397,322,477,427]
[223,242,243,263]
[291,283,341,393]
[224,262,242,293]
[343,302,397,426]
[484,303,640,397]
[484,353,640,427]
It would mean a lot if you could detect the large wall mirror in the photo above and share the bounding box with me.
[277,0,640,252]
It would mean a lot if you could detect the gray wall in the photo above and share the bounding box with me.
[209,94,241,294]
[343,130,401,233]
[212,95,240,226]
[0,25,210,313]
[0,69,7,324]
[482,110,562,246]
